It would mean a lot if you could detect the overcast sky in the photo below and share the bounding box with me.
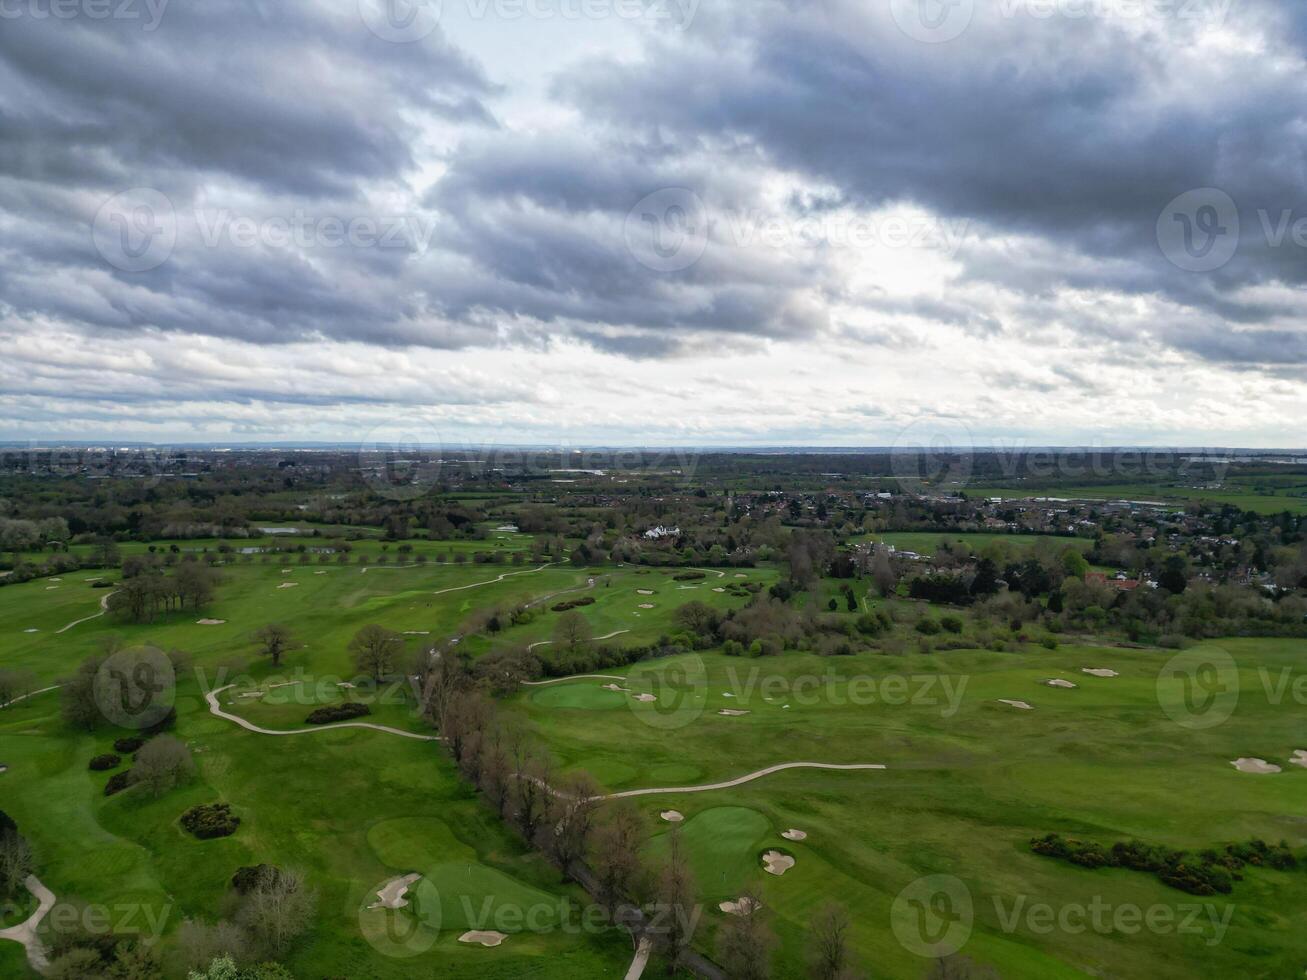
[1,0,1304,449]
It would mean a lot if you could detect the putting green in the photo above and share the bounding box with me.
[645,806,772,899]
[529,683,626,710]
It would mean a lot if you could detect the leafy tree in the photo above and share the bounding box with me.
[348,625,403,681]
[252,624,296,668]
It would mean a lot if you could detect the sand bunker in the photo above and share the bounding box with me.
[719,897,762,916]
[1291,750,1307,769]
[782,829,808,842]
[277,582,299,589]
[660,810,684,823]
[602,683,631,693]
[22,629,38,634]
[637,589,655,595]
[1231,758,1281,774]
[762,850,795,876]
[197,619,226,626]
[368,873,422,910]
[45,586,59,591]
[734,574,748,578]
[632,693,658,703]
[638,603,655,609]
[459,931,507,947]
[281,568,293,573]
[713,588,726,593]
[48,578,61,582]
[998,699,1034,710]
[315,571,327,575]
[1045,678,1077,689]
[1081,668,1119,678]
[404,631,430,636]
[718,709,751,717]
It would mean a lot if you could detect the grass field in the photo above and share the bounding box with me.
[852,532,1094,557]
[961,484,1307,515]
[3,542,1306,978]
[504,642,1307,978]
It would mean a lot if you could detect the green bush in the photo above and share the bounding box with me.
[88,754,121,772]
[181,803,240,840]
[305,703,371,725]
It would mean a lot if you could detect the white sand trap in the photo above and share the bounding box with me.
[48,578,61,582]
[713,587,726,593]
[722,692,735,697]
[719,897,762,916]
[638,603,655,609]
[368,873,422,910]
[782,829,808,841]
[338,682,356,690]
[632,693,658,703]
[197,619,226,626]
[459,931,507,947]
[277,582,299,589]
[734,573,747,578]
[782,704,790,709]
[281,568,293,573]
[602,683,631,693]
[0,765,7,774]
[637,589,655,595]
[45,586,59,591]
[660,810,684,823]
[762,850,795,876]
[83,577,103,582]
[718,709,751,717]
[404,631,430,636]
[1231,758,1281,774]
[315,571,327,575]
[998,699,1034,710]
[1291,750,1307,769]
[1045,679,1077,689]
[1081,668,1119,678]
[237,692,263,699]
[22,629,39,634]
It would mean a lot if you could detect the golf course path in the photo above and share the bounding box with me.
[0,685,61,710]
[205,685,441,742]
[601,762,887,800]
[521,673,628,687]
[688,568,727,578]
[624,936,652,980]
[0,874,56,971]
[526,629,631,653]
[430,562,562,597]
[54,590,118,634]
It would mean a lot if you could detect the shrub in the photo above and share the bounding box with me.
[940,616,964,634]
[915,618,942,635]
[89,754,122,772]
[551,596,596,612]
[104,771,132,796]
[673,571,707,581]
[305,702,371,725]
[231,864,284,894]
[113,736,146,754]
[181,803,240,840]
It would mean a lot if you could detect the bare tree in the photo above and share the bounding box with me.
[59,654,106,732]
[544,772,602,873]
[131,735,195,797]
[590,802,646,911]
[0,669,35,709]
[234,867,317,957]
[348,625,404,681]
[172,919,253,974]
[252,624,297,668]
[653,827,699,971]
[552,610,593,653]
[0,830,33,897]
[716,888,776,980]
[810,902,856,980]
[511,744,552,845]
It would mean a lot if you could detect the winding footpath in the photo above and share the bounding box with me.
[0,685,61,710]
[600,762,887,800]
[430,562,562,597]
[54,590,118,634]
[526,629,631,653]
[0,875,56,971]
[624,936,653,980]
[205,685,441,742]
[521,673,628,687]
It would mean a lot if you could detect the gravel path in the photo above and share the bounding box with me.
[205,685,441,741]
[54,590,118,634]
[0,875,56,971]
[602,762,887,800]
